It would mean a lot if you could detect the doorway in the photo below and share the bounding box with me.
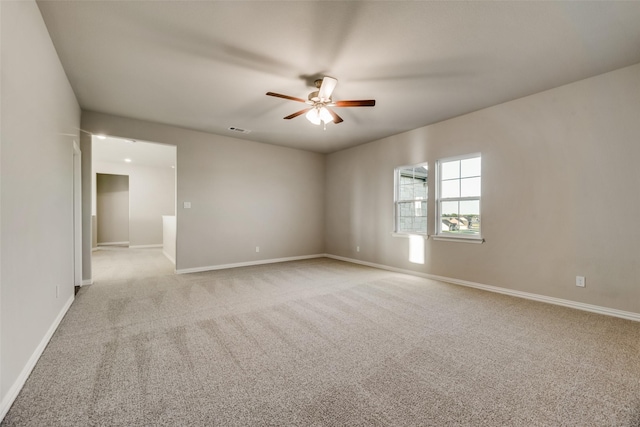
[96,173,130,246]
[90,135,177,283]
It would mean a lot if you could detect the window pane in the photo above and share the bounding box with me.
[460,177,481,197]
[460,200,480,234]
[395,163,428,234]
[399,183,413,200]
[440,201,459,232]
[441,200,459,216]
[460,199,479,215]
[398,202,425,233]
[441,160,460,180]
[413,166,427,181]
[441,179,460,198]
[461,157,481,178]
[398,165,427,201]
[398,202,412,217]
[413,181,427,199]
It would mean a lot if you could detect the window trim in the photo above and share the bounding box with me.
[394,162,429,236]
[435,153,482,242]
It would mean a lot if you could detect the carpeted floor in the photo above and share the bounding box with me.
[3,248,640,426]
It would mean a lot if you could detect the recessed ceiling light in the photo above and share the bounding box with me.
[96,134,107,140]
[124,158,132,163]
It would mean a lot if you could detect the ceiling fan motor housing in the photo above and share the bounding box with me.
[308,91,322,103]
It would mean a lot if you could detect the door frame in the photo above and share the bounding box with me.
[73,140,82,287]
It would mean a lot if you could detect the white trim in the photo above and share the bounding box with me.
[162,250,176,265]
[176,254,325,275]
[82,279,93,286]
[432,235,484,244]
[391,232,429,239]
[72,141,82,288]
[325,254,640,323]
[129,244,162,249]
[0,294,74,420]
[97,241,129,246]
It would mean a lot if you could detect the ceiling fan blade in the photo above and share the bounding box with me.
[266,92,307,103]
[284,108,311,120]
[334,99,376,107]
[327,108,344,124]
[318,77,338,100]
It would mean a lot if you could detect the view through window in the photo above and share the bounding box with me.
[437,154,481,238]
[395,164,428,234]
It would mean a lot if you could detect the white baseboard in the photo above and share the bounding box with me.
[162,250,176,265]
[176,254,325,275]
[97,241,129,246]
[0,294,74,420]
[82,279,93,286]
[326,254,640,323]
[91,247,98,252]
[129,244,163,249]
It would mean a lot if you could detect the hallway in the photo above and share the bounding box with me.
[92,247,174,283]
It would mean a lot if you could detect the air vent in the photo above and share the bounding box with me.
[228,127,251,134]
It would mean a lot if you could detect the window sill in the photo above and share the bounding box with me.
[432,235,484,244]
[391,232,429,239]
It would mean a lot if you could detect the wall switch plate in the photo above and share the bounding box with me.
[356,246,360,252]
[576,276,586,287]
[256,246,260,253]
[183,202,191,209]
[56,285,59,298]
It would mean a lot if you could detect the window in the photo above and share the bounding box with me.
[395,164,428,234]
[436,154,481,239]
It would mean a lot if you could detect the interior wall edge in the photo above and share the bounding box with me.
[0,294,74,421]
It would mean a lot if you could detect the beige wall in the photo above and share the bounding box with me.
[81,111,325,272]
[1,0,80,410]
[326,63,640,315]
[96,173,130,244]
[94,160,175,247]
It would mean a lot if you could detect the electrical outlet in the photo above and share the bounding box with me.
[356,246,360,252]
[256,246,260,253]
[576,276,586,287]
[183,202,191,209]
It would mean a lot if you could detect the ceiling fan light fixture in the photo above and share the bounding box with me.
[319,107,333,124]
[306,107,334,126]
[305,108,322,125]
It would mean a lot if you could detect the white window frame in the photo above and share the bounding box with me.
[394,162,428,236]
[435,153,482,242]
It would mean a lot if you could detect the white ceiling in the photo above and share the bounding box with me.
[93,136,176,169]
[38,1,640,154]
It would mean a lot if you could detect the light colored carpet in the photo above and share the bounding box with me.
[3,249,640,426]
[91,246,175,282]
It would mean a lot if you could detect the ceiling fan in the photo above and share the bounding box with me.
[266,77,375,127]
